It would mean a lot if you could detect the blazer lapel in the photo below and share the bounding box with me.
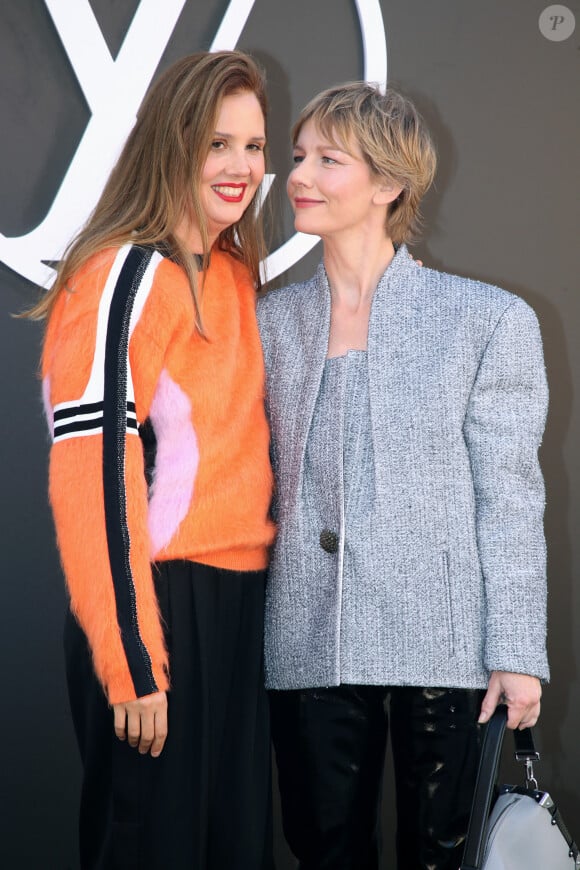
[280,264,331,500]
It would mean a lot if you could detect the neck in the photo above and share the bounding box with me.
[322,230,396,306]
[174,216,218,254]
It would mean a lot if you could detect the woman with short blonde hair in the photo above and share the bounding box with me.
[260,82,548,869]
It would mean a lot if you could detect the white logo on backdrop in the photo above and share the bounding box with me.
[0,0,387,287]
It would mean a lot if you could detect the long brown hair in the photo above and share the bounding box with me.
[25,50,268,329]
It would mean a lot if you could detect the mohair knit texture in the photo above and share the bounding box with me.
[43,245,275,704]
[258,245,549,691]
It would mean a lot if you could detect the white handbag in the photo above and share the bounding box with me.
[461,705,579,870]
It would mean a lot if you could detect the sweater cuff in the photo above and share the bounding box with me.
[105,661,170,705]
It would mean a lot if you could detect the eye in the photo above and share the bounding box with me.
[246,142,265,152]
[321,155,337,165]
[292,154,304,164]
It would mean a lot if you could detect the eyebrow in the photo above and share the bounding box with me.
[294,142,350,155]
[214,131,267,142]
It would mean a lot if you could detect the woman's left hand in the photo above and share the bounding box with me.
[478,670,542,730]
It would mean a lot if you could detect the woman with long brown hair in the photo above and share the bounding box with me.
[30,51,275,869]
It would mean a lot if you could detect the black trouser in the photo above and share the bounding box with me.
[65,561,274,870]
[269,684,484,870]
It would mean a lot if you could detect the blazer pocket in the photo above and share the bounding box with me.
[441,550,456,656]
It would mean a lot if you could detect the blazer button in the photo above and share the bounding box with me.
[319,529,338,553]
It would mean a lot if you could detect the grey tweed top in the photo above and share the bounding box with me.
[305,352,388,682]
[258,245,549,691]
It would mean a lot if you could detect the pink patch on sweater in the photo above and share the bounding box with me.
[42,375,53,437]
[147,369,199,557]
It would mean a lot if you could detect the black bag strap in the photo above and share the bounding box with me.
[460,704,539,870]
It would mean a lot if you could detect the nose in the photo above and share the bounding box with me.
[288,158,312,189]
[227,147,251,176]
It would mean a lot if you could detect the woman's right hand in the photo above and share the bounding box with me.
[113,690,168,757]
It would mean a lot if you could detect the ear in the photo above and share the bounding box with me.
[373,181,403,206]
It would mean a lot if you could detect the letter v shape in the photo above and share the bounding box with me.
[0,0,257,287]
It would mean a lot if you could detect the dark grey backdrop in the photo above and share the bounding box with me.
[1,1,579,867]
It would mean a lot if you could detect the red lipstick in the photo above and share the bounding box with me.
[212,183,247,203]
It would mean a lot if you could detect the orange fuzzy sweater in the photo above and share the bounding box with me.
[42,244,275,704]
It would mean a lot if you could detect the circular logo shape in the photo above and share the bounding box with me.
[539,5,576,41]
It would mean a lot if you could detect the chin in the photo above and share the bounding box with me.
[294,218,323,236]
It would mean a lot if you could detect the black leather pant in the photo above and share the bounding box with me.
[269,684,484,870]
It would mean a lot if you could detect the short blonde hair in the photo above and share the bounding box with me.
[292,82,436,245]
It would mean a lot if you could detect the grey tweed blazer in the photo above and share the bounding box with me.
[258,245,549,691]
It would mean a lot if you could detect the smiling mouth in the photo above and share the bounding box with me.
[212,184,247,202]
